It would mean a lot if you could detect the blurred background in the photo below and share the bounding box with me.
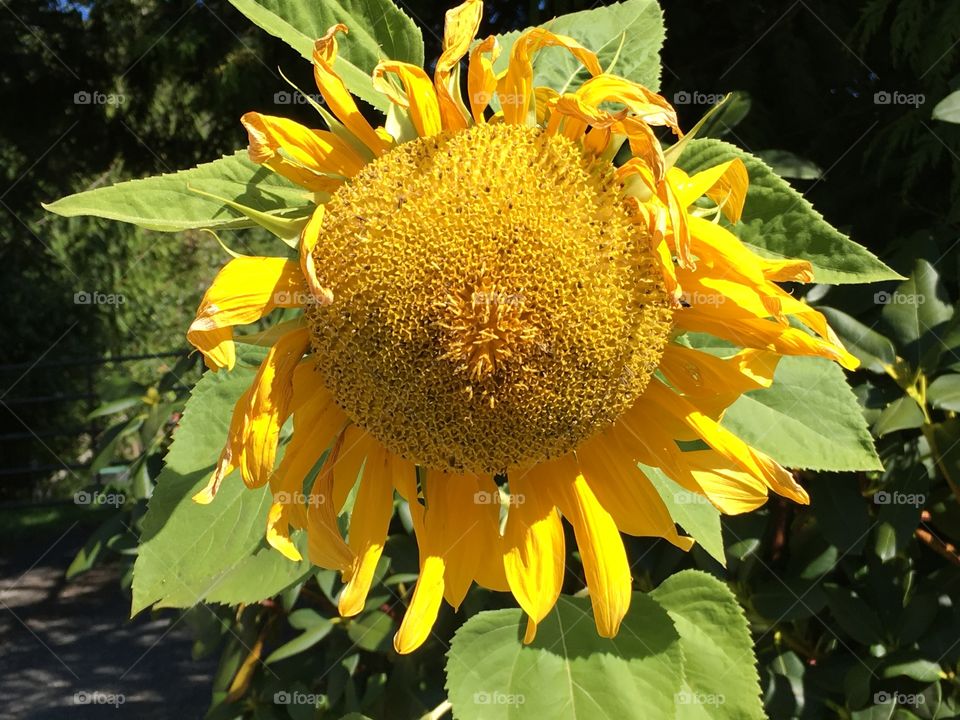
[1,0,958,718]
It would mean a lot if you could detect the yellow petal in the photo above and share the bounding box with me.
[577,433,694,551]
[239,327,310,489]
[192,387,252,504]
[306,430,355,571]
[313,25,391,156]
[339,447,404,617]
[299,205,334,306]
[643,381,810,505]
[467,35,500,123]
[393,554,445,654]
[531,456,632,638]
[373,61,443,138]
[498,28,602,125]
[434,0,483,130]
[502,474,565,641]
[241,111,365,191]
[573,75,679,133]
[266,500,303,562]
[187,257,305,371]
[669,159,748,222]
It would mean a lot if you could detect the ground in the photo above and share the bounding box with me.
[0,516,215,719]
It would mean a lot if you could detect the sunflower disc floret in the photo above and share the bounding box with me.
[306,123,673,474]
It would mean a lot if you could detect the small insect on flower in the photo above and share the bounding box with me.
[186,0,858,654]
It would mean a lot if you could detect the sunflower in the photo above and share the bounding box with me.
[187,0,857,654]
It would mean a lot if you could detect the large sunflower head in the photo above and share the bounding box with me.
[187,0,858,654]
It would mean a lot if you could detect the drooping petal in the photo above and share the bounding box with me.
[187,257,305,371]
[668,159,748,222]
[373,62,443,138]
[240,327,311,489]
[192,387,252,504]
[576,433,694,551]
[501,474,565,643]
[434,0,483,130]
[643,380,810,504]
[339,447,407,617]
[313,25,392,156]
[299,205,333,306]
[529,456,632,638]
[498,28,602,125]
[467,35,500,123]
[306,430,355,572]
[241,111,366,191]
[394,554,445,655]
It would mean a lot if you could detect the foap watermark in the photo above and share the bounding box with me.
[274,690,323,706]
[275,490,325,507]
[676,691,726,706]
[874,691,925,706]
[74,691,125,708]
[74,90,126,106]
[74,290,125,306]
[874,290,925,306]
[874,90,925,108]
[274,90,325,106]
[74,490,125,508]
[682,290,726,308]
[473,290,525,308]
[274,290,327,306]
[874,490,925,507]
[673,90,725,106]
[473,489,525,506]
[473,690,525,706]
[675,491,712,506]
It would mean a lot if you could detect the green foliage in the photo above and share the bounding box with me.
[44,152,313,232]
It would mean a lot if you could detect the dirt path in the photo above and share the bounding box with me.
[0,522,215,719]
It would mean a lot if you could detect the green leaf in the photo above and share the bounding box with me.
[822,584,884,646]
[43,152,313,232]
[492,0,666,92]
[346,610,394,652]
[881,259,954,372]
[131,347,312,614]
[819,307,897,374]
[445,594,683,719]
[932,90,960,124]
[650,570,765,720]
[873,396,925,437]
[677,139,900,284]
[227,0,424,112]
[755,149,823,180]
[643,464,725,565]
[265,619,334,663]
[720,355,882,471]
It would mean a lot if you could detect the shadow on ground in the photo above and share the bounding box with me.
[0,522,215,719]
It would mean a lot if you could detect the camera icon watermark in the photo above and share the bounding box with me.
[673,90,725,106]
[273,690,323,706]
[274,90,325,106]
[874,290,925,306]
[873,490,925,507]
[73,90,126,106]
[676,691,726,706]
[473,490,525,506]
[74,290,126,306]
[873,90,925,108]
[74,490,126,508]
[74,691,125,707]
[275,490,325,507]
[473,690,525,706]
[874,691,925,706]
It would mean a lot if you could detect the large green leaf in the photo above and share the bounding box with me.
[227,0,425,112]
[881,259,954,372]
[720,356,882,471]
[131,347,312,614]
[492,0,665,93]
[644,465,725,565]
[445,594,683,719]
[678,139,900,284]
[43,151,313,232]
[650,570,765,720]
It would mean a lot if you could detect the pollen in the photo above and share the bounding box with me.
[305,123,673,474]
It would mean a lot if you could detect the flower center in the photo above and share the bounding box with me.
[306,123,673,474]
